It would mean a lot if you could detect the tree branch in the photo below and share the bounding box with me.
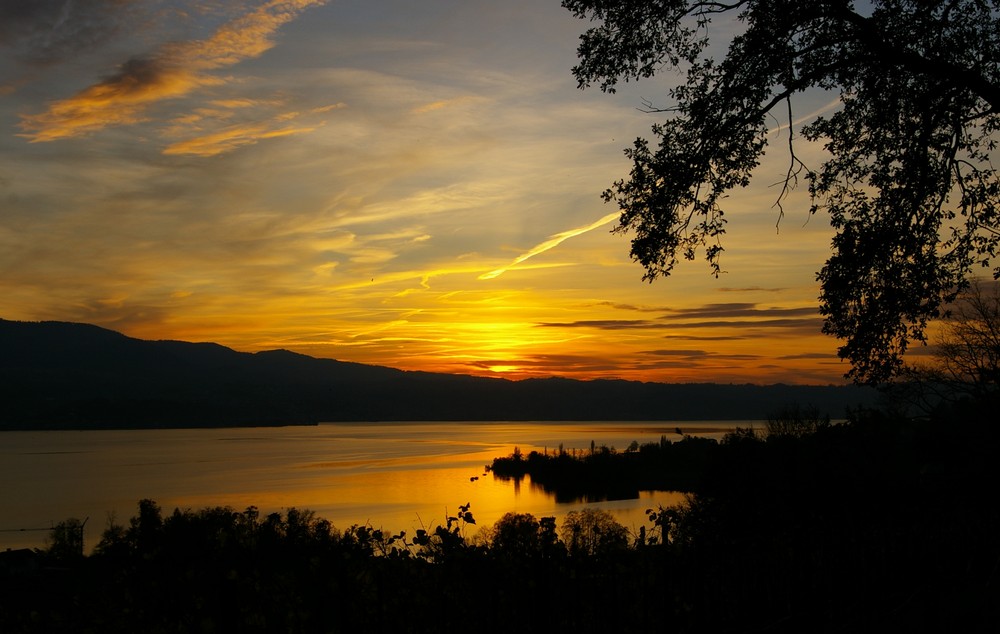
[837,8,1000,112]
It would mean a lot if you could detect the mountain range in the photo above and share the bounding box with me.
[0,319,879,429]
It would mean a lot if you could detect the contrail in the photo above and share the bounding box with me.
[767,96,841,135]
[479,211,620,280]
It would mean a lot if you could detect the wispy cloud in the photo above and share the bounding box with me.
[643,349,762,361]
[591,301,671,313]
[0,0,851,386]
[717,286,787,293]
[538,316,823,332]
[412,96,482,115]
[163,122,312,156]
[19,0,327,142]
[536,301,824,338]
[163,99,346,157]
[536,319,661,330]
[778,352,837,360]
[644,349,714,358]
[479,211,619,280]
[663,304,819,320]
[662,334,747,341]
[465,354,629,376]
[665,318,824,331]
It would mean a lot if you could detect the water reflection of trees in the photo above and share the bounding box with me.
[489,435,716,502]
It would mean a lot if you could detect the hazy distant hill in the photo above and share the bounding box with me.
[0,319,878,429]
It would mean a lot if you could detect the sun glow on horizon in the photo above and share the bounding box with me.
[0,0,852,386]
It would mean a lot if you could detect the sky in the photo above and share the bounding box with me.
[1,0,854,385]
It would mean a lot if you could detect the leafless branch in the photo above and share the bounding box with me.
[770,95,812,230]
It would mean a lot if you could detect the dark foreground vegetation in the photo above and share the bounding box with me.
[3,403,999,633]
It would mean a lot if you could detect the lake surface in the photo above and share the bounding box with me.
[1,421,754,552]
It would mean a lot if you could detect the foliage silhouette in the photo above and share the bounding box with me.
[45,517,86,561]
[564,0,1000,384]
[3,403,999,632]
[560,508,629,558]
[895,280,1000,410]
[480,512,563,560]
[765,403,831,438]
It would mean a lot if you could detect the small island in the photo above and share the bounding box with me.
[4,401,997,633]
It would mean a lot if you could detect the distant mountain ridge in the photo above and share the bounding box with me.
[0,319,878,429]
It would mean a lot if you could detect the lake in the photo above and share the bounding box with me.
[1,420,754,552]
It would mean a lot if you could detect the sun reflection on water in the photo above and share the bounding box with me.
[1,421,747,551]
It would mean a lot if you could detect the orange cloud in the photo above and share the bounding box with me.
[162,122,318,157]
[412,96,482,115]
[19,0,327,142]
[311,103,348,114]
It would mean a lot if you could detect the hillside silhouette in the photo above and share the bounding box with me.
[0,319,876,429]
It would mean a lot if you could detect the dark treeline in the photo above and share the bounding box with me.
[489,405,836,501]
[3,401,999,633]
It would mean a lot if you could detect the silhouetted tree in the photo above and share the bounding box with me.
[766,403,830,438]
[46,517,86,560]
[482,512,565,561]
[560,508,629,557]
[564,0,1000,384]
[487,512,544,559]
[899,280,1000,408]
[129,498,163,553]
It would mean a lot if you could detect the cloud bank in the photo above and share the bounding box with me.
[19,0,327,143]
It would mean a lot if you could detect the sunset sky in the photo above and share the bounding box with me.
[1,0,855,384]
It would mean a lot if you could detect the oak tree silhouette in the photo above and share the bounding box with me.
[565,0,1000,383]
